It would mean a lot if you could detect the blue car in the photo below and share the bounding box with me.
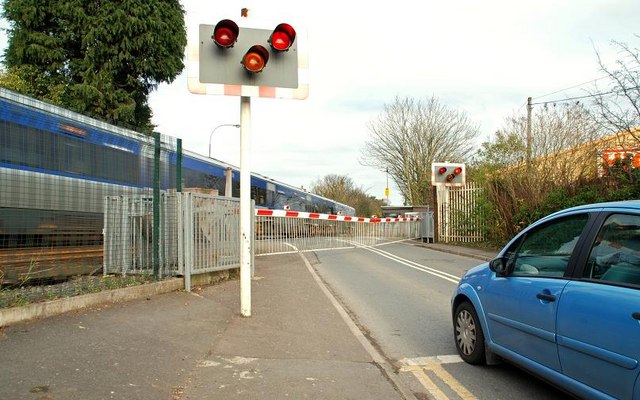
[451,200,640,399]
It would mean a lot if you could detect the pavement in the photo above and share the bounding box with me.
[0,243,497,400]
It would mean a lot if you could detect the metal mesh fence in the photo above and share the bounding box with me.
[103,193,241,278]
[0,87,178,285]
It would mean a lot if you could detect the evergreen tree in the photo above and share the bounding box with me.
[2,0,186,132]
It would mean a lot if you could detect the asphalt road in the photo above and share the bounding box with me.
[310,241,574,400]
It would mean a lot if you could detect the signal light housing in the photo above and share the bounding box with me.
[212,19,239,48]
[431,162,466,187]
[195,20,305,95]
[269,23,296,52]
[242,45,269,73]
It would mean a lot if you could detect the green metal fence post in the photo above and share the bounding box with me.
[176,138,182,192]
[153,132,161,277]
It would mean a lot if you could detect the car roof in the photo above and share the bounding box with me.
[556,200,640,213]
[540,200,640,222]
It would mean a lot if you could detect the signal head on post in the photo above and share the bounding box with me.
[212,19,239,48]
[431,162,466,187]
[269,23,296,52]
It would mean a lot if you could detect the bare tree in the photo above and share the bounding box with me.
[310,174,355,205]
[311,174,384,217]
[361,96,479,205]
[591,36,640,144]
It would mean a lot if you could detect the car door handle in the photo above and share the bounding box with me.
[633,312,640,321]
[536,293,556,302]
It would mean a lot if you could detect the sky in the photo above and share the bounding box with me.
[2,1,640,206]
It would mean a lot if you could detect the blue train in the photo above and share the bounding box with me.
[0,87,355,250]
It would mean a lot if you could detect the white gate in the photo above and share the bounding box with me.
[437,182,486,243]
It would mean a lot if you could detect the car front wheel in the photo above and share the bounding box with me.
[454,301,486,364]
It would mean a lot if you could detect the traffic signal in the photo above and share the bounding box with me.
[197,20,300,89]
[431,163,466,187]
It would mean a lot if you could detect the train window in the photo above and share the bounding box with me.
[232,180,240,198]
[63,140,84,174]
[252,186,267,206]
[0,121,16,163]
[266,183,276,208]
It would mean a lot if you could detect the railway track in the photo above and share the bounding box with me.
[0,246,103,285]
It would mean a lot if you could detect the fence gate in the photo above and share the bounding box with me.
[437,181,485,243]
[103,193,242,278]
[179,193,242,276]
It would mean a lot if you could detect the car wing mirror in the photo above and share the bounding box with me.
[489,257,509,276]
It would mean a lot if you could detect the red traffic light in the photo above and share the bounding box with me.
[212,19,239,48]
[454,167,463,175]
[242,45,269,73]
[438,166,447,175]
[269,23,296,51]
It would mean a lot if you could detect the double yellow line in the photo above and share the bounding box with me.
[400,356,477,400]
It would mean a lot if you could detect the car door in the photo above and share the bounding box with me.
[557,212,640,399]
[482,212,590,371]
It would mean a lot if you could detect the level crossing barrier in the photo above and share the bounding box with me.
[254,209,422,255]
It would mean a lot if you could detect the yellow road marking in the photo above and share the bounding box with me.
[402,365,450,400]
[425,363,477,400]
[400,356,477,400]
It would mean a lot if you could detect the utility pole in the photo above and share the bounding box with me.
[526,96,532,169]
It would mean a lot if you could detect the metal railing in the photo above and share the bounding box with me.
[103,194,423,284]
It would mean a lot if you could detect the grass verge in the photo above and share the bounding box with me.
[0,275,159,309]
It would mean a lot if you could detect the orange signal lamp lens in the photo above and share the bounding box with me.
[244,53,265,72]
[454,167,463,175]
[242,45,269,73]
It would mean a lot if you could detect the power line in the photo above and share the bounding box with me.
[533,76,610,100]
[531,90,614,106]
[533,66,640,101]
[530,86,640,106]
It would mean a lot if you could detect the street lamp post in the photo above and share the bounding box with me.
[208,123,241,158]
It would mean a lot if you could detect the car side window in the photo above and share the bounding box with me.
[505,214,589,277]
[583,214,640,285]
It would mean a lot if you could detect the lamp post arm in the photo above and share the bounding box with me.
[208,123,240,158]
